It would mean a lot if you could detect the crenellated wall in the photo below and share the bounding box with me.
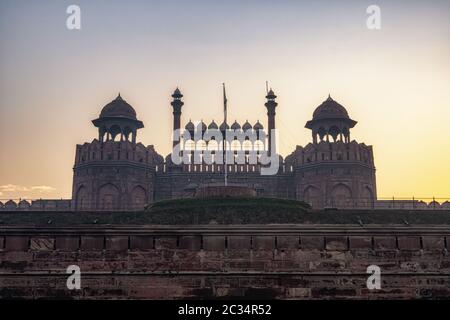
[0,200,72,211]
[74,139,164,165]
[1,223,449,299]
[285,141,377,208]
[72,140,164,211]
[285,141,374,166]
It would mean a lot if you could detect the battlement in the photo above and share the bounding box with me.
[156,158,294,175]
[74,140,164,167]
[285,140,374,167]
[0,199,72,211]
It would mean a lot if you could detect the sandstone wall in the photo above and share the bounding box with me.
[0,225,449,299]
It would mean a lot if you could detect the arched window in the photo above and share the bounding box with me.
[303,186,321,208]
[98,183,120,210]
[230,140,241,152]
[131,186,147,210]
[330,184,352,208]
[184,139,195,151]
[207,139,219,151]
[109,125,122,141]
[254,140,264,152]
[242,140,253,152]
[329,126,340,142]
[75,186,88,211]
[196,140,207,151]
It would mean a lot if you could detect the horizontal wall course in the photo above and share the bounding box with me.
[1,224,450,299]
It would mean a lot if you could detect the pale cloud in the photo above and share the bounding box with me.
[0,184,30,192]
[31,186,56,192]
[0,184,56,193]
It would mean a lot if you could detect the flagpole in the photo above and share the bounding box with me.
[222,83,228,187]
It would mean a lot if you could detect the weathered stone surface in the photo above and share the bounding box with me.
[253,236,275,250]
[227,236,250,249]
[154,237,177,249]
[106,236,128,251]
[349,236,372,249]
[325,237,348,251]
[203,236,225,251]
[5,236,29,251]
[286,287,312,298]
[81,237,104,251]
[422,237,445,250]
[301,236,324,250]
[130,236,153,250]
[397,236,421,250]
[374,237,397,250]
[178,236,201,250]
[1,226,449,299]
[277,236,299,249]
[55,236,79,251]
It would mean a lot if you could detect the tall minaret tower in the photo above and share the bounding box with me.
[264,88,278,155]
[171,88,184,149]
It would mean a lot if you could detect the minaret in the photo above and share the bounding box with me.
[264,88,278,155]
[171,88,184,149]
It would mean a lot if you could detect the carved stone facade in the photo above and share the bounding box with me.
[71,91,377,210]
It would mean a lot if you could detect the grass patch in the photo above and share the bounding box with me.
[0,197,449,225]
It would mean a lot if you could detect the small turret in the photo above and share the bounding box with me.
[171,88,184,148]
[264,88,278,155]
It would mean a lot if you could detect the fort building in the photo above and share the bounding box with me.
[71,89,377,211]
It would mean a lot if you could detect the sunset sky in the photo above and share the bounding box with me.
[0,0,449,200]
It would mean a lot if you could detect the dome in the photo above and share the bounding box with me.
[253,120,264,131]
[312,95,349,120]
[4,200,17,208]
[99,94,137,120]
[18,199,31,208]
[172,87,183,99]
[231,121,241,130]
[199,120,207,132]
[266,89,277,100]
[219,121,229,132]
[242,120,252,131]
[185,120,195,132]
[208,120,218,130]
